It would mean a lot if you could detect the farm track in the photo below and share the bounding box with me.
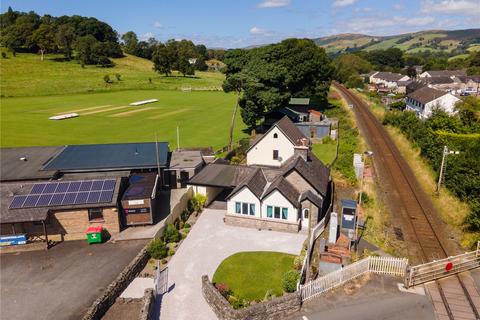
[333,82,480,320]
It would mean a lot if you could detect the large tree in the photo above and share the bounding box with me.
[121,31,138,55]
[152,42,175,76]
[30,23,56,60]
[56,24,75,59]
[223,38,334,129]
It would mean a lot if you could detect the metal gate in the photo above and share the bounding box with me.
[404,245,480,288]
[155,264,169,295]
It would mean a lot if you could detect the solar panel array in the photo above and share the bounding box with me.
[9,179,116,210]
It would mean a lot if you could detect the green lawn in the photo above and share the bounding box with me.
[312,142,337,165]
[0,90,247,149]
[212,251,295,302]
[0,50,225,97]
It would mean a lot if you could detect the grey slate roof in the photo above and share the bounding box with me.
[407,86,448,104]
[276,116,308,146]
[1,146,63,181]
[262,176,300,207]
[1,176,121,224]
[227,168,267,199]
[425,70,466,77]
[169,150,204,170]
[423,76,456,84]
[300,190,324,209]
[282,153,331,197]
[43,142,169,172]
[372,72,406,82]
[188,164,256,188]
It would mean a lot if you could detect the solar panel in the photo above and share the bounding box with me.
[24,195,41,207]
[103,179,116,191]
[43,183,59,193]
[50,193,65,206]
[99,191,113,203]
[91,180,104,191]
[56,182,70,193]
[67,181,81,192]
[75,192,89,204]
[37,194,53,206]
[62,193,77,205]
[9,195,28,209]
[79,181,93,192]
[31,184,47,194]
[9,179,117,209]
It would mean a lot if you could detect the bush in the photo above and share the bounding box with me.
[168,248,175,256]
[164,223,181,243]
[1,52,7,59]
[103,74,111,83]
[178,221,184,229]
[293,255,304,271]
[147,239,168,259]
[115,73,121,81]
[180,209,189,222]
[229,295,249,309]
[282,270,299,293]
[184,222,191,229]
[188,194,207,213]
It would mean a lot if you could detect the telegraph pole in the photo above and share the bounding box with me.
[436,145,459,195]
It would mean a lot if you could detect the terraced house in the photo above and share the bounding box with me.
[189,117,333,233]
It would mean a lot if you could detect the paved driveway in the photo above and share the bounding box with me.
[157,209,306,320]
[0,240,146,320]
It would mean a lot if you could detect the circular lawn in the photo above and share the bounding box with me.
[212,251,295,302]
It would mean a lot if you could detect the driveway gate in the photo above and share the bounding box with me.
[404,245,480,288]
[155,264,169,295]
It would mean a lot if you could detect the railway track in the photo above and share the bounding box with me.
[333,82,480,320]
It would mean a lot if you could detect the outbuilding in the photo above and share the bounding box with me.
[121,173,159,226]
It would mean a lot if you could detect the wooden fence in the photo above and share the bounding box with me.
[300,256,408,301]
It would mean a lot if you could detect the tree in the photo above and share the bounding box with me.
[56,24,75,59]
[74,34,98,65]
[121,31,138,55]
[406,66,417,78]
[152,42,175,76]
[30,23,56,60]
[333,54,373,84]
[176,39,196,76]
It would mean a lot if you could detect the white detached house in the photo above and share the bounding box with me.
[406,86,460,119]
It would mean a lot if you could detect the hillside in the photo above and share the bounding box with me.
[313,29,480,54]
[0,50,224,97]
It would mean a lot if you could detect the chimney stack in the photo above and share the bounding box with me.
[294,138,310,161]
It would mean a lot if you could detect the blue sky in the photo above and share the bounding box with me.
[1,0,479,48]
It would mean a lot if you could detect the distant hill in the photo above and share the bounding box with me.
[312,29,480,54]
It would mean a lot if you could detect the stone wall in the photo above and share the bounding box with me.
[202,275,301,320]
[224,214,300,233]
[82,244,150,320]
[139,288,154,320]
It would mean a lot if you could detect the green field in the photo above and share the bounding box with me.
[0,50,225,97]
[212,251,295,301]
[312,142,337,165]
[0,90,246,148]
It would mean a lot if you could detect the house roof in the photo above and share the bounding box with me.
[289,98,310,105]
[43,142,169,172]
[262,176,300,207]
[1,146,63,181]
[169,150,204,170]
[283,153,331,196]
[248,116,308,153]
[264,107,300,123]
[423,76,456,84]
[227,168,267,199]
[300,190,324,209]
[457,75,480,83]
[407,86,448,104]
[188,163,256,188]
[1,176,121,224]
[372,72,407,82]
[424,70,466,77]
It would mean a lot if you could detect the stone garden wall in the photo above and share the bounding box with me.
[201,275,301,320]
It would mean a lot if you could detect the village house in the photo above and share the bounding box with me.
[419,70,466,78]
[188,116,333,233]
[406,86,460,119]
[369,71,410,90]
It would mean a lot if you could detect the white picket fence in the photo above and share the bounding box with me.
[300,256,408,301]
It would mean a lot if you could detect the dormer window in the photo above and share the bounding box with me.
[273,133,278,139]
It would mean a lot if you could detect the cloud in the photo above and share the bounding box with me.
[140,32,155,41]
[257,0,290,8]
[338,15,436,34]
[153,21,163,28]
[393,4,405,10]
[250,26,272,36]
[332,0,358,7]
[421,0,480,15]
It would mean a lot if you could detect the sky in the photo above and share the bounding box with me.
[1,0,479,48]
